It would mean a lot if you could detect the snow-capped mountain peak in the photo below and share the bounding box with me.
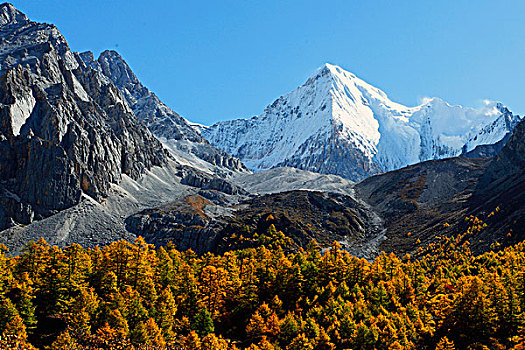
[202,64,522,181]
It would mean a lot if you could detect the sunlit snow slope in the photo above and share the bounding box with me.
[202,64,521,181]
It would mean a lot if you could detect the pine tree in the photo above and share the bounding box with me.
[0,244,13,297]
[287,333,315,350]
[201,333,231,350]
[121,286,148,329]
[99,270,118,297]
[129,237,158,308]
[62,243,92,292]
[65,287,99,340]
[107,308,129,338]
[104,240,132,290]
[278,313,300,347]
[304,317,320,341]
[156,246,175,288]
[142,317,166,348]
[388,341,405,350]
[199,265,230,318]
[182,330,202,349]
[252,336,276,350]
[192,307,215,337]
[246,311,266,340]
[316,328,336,350]
[92,323,132,348]
[0,298,20,332]
[37,246,69,316]
[154,287,178,341]
[12,276,37,333]
[3,314,27,340]
[435,336,455,350]
[50,330,80,350]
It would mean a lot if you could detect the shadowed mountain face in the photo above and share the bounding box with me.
[468,117,525,250]
[355,119,525,255]
[0,3,168,230]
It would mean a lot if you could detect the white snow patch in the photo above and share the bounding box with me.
[10,91,36,136]
[71,73,90,102]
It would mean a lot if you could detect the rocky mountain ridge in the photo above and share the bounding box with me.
[0,3,246,247]
[0,3,521,260]
[79,49,248,177]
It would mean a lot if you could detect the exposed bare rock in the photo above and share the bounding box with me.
[125,190,383,259]
[0,3,168,230]
[80,49,249,177]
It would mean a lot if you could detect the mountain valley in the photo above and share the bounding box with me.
[0,3,524,349]
[0,3,521,262]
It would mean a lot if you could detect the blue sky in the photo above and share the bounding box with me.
[10,0,525,125]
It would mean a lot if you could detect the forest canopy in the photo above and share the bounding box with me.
[0,219,524,349]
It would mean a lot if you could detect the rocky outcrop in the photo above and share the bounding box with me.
[125,190,382,258]
[0,4,168,230]
[216,190,376,252]
[180,169,248,196]
[125,194,229,254]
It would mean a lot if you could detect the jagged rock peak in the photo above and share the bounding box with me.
[97,50,141,86]
[87,48,250,175]
[0,3,28,26]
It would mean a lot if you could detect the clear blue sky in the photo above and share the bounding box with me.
[9,0,525,125]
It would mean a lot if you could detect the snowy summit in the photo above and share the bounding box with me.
[202,63,522,181]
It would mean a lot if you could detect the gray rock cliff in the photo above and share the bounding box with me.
[0,3,168,229]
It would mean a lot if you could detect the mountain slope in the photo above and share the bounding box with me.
[355,118,525,255]
[232,167,354,195]
[124,189,384,258]
[203,63,521,181]
[0,3,255,252]
[79,50,248,177]
[0,3,169,230]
